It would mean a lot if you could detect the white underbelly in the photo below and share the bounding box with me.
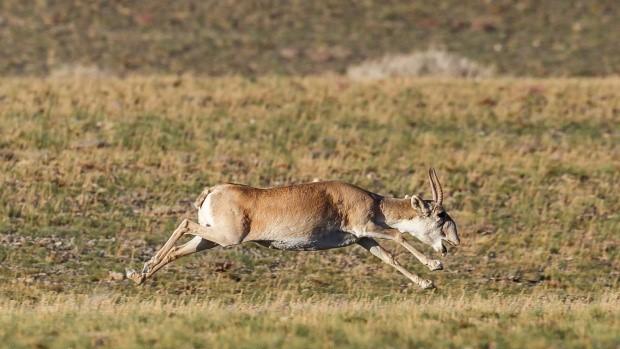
[256,230,359,251]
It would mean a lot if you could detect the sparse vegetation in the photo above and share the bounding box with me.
[0,76,618,347]
[2,294,619,349]
[0,1,619,77]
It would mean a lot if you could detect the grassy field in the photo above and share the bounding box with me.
[2,294,619,349]
[1,1,619,76]
[0,76,618,347]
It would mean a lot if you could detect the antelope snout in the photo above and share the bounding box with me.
[442,220,460,246]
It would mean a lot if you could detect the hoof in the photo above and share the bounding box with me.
[420,279,435,290]
[427,259,443,271]
[141,259,155,274]
[126,269,145,285]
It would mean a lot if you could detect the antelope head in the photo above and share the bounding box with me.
[395,168,460,256]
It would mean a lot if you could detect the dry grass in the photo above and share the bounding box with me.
[0,76,618,347]
[1,293,619,348]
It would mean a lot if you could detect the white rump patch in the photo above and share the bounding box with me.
[197,193,214,227]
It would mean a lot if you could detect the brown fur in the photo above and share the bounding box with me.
[205,181,394,243]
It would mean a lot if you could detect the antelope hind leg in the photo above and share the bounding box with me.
[130,236,217,284]
[128,219,235,284]
[127,218,199,284]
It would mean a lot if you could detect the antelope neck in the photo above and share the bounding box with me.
[378,197,417,226]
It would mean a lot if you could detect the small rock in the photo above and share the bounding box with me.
[330,46,351,59]
[73,139,109,150]
[471,16,500,32]
[509,272,522,282]
[213,261,233,273]
[0,150,15,161]
[279,47,299,60]
[108,271,125,281]
[307,46,331,62]
[475,224,496,235]
[37,237,52,246]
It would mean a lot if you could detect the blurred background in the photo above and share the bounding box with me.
[1,0,619,77]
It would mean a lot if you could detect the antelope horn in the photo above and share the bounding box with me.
[430,168,443,207]
[428,168,438,203]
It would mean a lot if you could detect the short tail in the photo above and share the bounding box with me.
[193,186,212,210]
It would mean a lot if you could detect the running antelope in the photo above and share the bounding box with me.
[127,168,460,289]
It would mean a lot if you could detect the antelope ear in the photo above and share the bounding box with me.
[410,195,429,216]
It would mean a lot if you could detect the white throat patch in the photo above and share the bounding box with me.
[392,217,431,240]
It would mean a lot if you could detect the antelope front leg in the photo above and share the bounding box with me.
[357,238,434,289]
[397,236,443,271]
[362,225,443,271]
